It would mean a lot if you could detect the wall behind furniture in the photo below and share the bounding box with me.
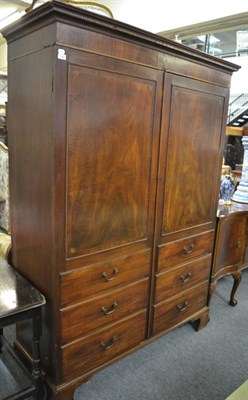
[101,0,248,33]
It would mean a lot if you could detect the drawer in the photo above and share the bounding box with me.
[61,310,146,380]
[153,282,208,336]
[61,279,148,343]
[61,250,150,306]
[155,254,212,303]
[157,231,214,273]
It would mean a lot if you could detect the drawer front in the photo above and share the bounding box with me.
[61,250,150,306]
[153,282,208,336]
[61,279,148,343]
[155,254,212,303]
[61,311,146,380]
[157,231,214,273]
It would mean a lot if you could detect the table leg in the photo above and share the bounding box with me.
[32,308,45,399]
[229,271,242,307]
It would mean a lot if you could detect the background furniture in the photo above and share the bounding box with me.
[0,257,45,399]
[0,232,11,263]
[209,203,248,306]
[2,1,239,399]
[0,142,10,233]
[236,30,248,55]
[0,76,7,145]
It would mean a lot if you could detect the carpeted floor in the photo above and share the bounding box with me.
[74,270,248,400]
[1,270,247,400]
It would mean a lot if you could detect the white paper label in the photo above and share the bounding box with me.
[58,49,67,60]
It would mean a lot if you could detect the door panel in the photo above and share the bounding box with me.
[156,74,229,242]
[214,214,246,273]
[66,53,163,258]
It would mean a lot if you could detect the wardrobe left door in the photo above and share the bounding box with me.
[58,48,164,382]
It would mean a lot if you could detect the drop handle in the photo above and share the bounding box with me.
[177,301,188,312]
[100,301,118,315]
[102,267,119,282]
[180,272,192,283]
[100,336,117,350]
[183,243,195,254]
[236,239,241,249]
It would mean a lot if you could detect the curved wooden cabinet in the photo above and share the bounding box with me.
[2,1,239,399]
[209,203,248,306]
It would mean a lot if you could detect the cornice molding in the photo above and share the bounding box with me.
[1,0,240,73]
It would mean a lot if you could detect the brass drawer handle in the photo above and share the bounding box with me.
[180,272,192,283]
[100,301,118,315]
[102,267,119,282]
[100,336,117,350]
[177,301,188,312]
[183,244,195,254]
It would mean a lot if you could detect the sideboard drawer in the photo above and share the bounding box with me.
[157,231,214,272]
[155,254,212,303]
[61,250,150,306]
[61,279,148,343]
[153,282,208,336]
[61,311,146,380]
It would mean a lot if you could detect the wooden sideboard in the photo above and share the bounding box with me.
[209,202,248,306]
[1,2,239,399]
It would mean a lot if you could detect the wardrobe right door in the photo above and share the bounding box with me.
[151,73,229,336]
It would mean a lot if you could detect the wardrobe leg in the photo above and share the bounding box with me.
[192,309,209,331]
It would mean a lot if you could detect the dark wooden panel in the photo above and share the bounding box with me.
[61,250,150,306]
[61,311,146,380]
[213,214,247,274]
[156,74,229,241]
[153,282,208,336]
[66,56,162,257]
[57,24,160,68]
[8,49,54,294]
[157,231,214,272]
[7,47,57,379]
[163,86,222,232]
[159,54,232,88]
[155,254,212,303]
[61,278,148,343]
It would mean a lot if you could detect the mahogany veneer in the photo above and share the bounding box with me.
[209,203,248,306]
[2,1,239,398]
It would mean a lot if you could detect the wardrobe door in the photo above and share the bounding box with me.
[65,51,163,262]
[151,73,229,336]
[156,73,229,244]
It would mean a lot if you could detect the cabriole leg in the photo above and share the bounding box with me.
[229,271,242,306]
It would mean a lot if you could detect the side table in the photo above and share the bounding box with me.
[0,257,46,399]
[209,202,248,306]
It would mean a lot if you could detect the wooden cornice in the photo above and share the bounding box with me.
[1,0,240,74]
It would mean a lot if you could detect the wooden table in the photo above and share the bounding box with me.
[0,257,46,399]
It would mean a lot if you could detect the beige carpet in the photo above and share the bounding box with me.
[226,380,248,400]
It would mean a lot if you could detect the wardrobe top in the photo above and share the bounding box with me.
[1,0,240,74]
